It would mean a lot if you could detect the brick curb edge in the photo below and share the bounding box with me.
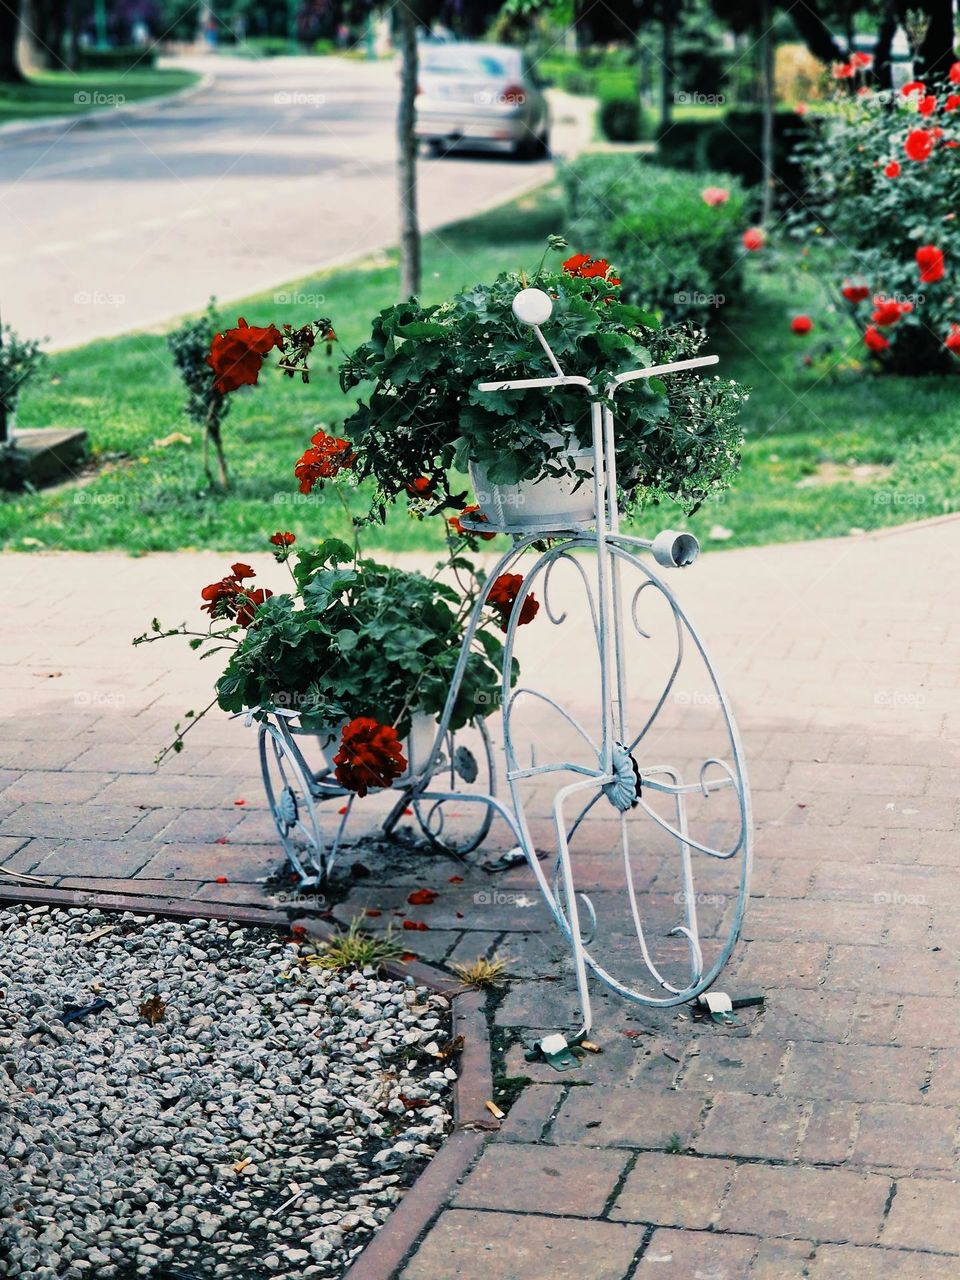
[0,883,498,1280]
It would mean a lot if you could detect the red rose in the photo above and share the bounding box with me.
[201,564,272,627]
[294,429,354,493]
[950,62,960,85]
[863,325,890,353]
[851,52,872,69]
[832,62,854,79]
[901,81,926,98]
[334,718,407,797]
[790,315,813,335]
[487,573,539,633]
[904,129,934,161]
[206,318,284,394]
[945,95,960,112]
[884,160,901,178]
[448,504,496,541]
[918,95,937,117]
[742,227,765,251]
[270,531,295,547]
[404,476,435,497]
[945,324,960,354]
[841,279,870,303]
[916,245,945,283]
[701,186,729,206]
[871,297,912,326]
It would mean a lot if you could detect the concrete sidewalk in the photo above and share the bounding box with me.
[2,519,960,1277]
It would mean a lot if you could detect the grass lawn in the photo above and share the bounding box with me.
[0,69,200,123]
[3,184,957,556]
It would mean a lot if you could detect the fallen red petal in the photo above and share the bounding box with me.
[407,890,440,911]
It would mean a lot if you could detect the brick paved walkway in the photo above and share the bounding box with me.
[2,519,960,1277]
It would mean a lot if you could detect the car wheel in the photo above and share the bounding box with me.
[513,132,538,161]
[537,129,551,158]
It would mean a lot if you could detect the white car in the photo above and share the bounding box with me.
[415,42,550,160]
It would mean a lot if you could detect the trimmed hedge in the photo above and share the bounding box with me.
[657,108,808,199]
[563,155,748,325]
[78,46,157,72]
[599,95,649,143]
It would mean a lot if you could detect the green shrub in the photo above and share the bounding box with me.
[705,108,807,197]
[563,156,748,324]
[657,109,808,200]
[78,46,157,72]
[599,95,648,143]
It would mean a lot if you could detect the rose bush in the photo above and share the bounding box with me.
[330,245,746,525]
[799,68,960,374]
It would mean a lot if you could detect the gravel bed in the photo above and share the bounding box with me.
[0,906,455,1279]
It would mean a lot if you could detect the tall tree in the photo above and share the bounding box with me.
[0,0,25,81]
[396,0,420,299]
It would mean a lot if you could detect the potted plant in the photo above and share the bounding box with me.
[322,242,746,531]
[135,534,531,797]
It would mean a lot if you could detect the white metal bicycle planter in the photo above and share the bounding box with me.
[257,288,752,1037]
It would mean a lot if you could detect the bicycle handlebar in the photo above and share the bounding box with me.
[478,353,719,396]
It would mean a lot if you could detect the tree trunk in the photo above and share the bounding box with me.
[660,10,674,131]
[760,1,775,225]
[0,0,25,83]
[397,3,421,300]
[784,0,846,64]
[908,0,955,81]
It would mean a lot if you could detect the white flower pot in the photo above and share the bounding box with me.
[319,711,437,783]
[469,433,596,531]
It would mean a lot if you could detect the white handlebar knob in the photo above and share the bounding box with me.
[512,288,553,327]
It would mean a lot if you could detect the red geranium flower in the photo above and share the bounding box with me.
[334,718,407,797]
[841,278,870,303]
[916,244,945,283]
[487,573,539,632]
[742,227,765,251]
[200,563,272,628]
[918,95,938,117]
[207,318,284,395]
[294,429,354,493]
[563,253,621,285]
[950,62,960,85]
[851,52,872,69]
[701,186,729,206]
[901,80,926,97]
[871,296,913,326]
[945,94,960,112]
[791,315,813,335]
[448,504,496,541]
[270,531,296,547]
[904,129,934,161]
[863,325,890,353]
[945,324,960,354]
[832,62,854,79]
[884,160,901,178]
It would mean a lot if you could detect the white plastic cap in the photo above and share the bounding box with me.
[652,530,700,569]
[512,288,553,327]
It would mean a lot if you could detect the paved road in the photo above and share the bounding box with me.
[0,55,567,350]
